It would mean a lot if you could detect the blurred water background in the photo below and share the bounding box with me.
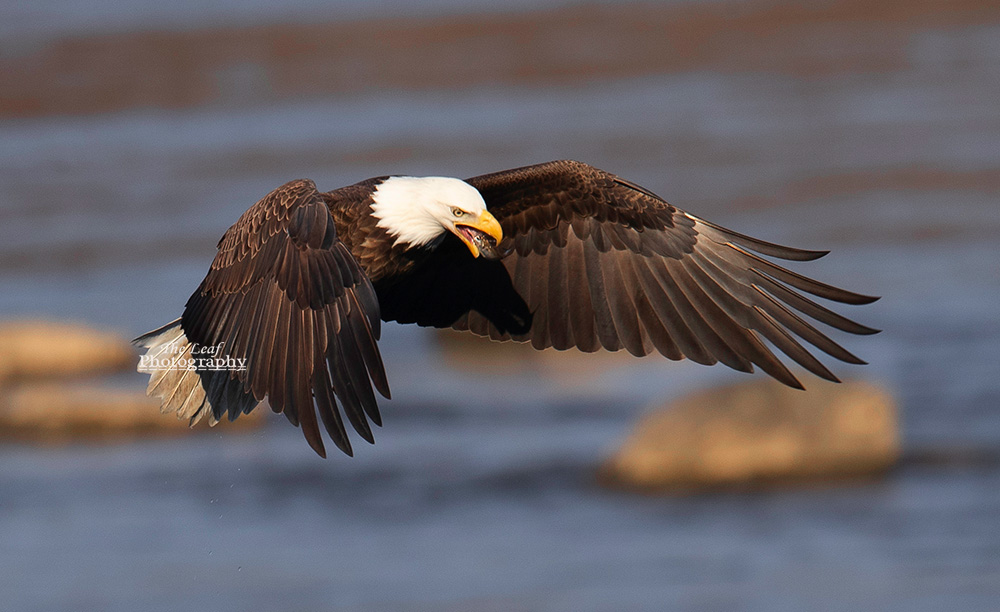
[1,0,998,610]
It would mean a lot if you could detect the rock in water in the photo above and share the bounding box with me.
[599,378,898,492]
[0,320,135,382]
[0,320,266,443]
[0,382,265,442]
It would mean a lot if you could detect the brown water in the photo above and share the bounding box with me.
[1,1,999,610]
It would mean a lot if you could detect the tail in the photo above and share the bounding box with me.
[133,318,218,426]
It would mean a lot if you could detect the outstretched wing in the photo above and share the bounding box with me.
[138,179,389,457]
[459,159,879,388]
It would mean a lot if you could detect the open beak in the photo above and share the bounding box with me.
[454,210,503,258]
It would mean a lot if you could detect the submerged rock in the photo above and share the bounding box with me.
[599,378,899,492]
[0,382,264,443]
[0,319,266,443]
[0,320,135,382]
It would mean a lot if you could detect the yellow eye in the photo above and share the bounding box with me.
[451,207,467,217]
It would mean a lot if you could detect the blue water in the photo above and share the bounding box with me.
[1,4,999,610]
[4,435,999,612]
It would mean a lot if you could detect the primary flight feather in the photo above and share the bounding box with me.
[135,160,879,457]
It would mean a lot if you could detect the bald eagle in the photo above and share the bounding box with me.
[135,160,878,457]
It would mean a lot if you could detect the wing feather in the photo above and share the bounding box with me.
[623,257,683,360]
[529,248,551,350]
[546,242,572,350]
[603,252,646,357]
[751,286,866,364]
[582,239,622,351]
[457,160,878,386]
[564,235,598,352]
[136,179,388,457]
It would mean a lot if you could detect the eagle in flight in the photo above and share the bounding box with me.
[135,160,879,457]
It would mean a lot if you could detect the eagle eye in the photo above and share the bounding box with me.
[451,207,467,218]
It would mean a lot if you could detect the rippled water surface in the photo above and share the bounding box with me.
[1,1,998,610]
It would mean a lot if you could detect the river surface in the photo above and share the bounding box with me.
[1,1,998,610]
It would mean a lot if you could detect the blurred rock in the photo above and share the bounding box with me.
[0,382,264,443]
[436,327,642,377]
[599,378,899,492]
[0,319,267,443]
[0,320,134,382]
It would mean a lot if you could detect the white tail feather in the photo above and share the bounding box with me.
[134,319,215,426]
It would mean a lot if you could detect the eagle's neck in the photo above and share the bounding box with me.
[368,175,484,249]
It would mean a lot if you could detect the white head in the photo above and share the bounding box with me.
[370,176,503,258]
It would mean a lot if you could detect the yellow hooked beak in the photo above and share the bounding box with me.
[454,210,503,258]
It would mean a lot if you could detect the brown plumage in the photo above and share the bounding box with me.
[135,160,879,457]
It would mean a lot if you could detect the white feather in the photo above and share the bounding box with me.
[369,176,487,248]
[135,319,214,426]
